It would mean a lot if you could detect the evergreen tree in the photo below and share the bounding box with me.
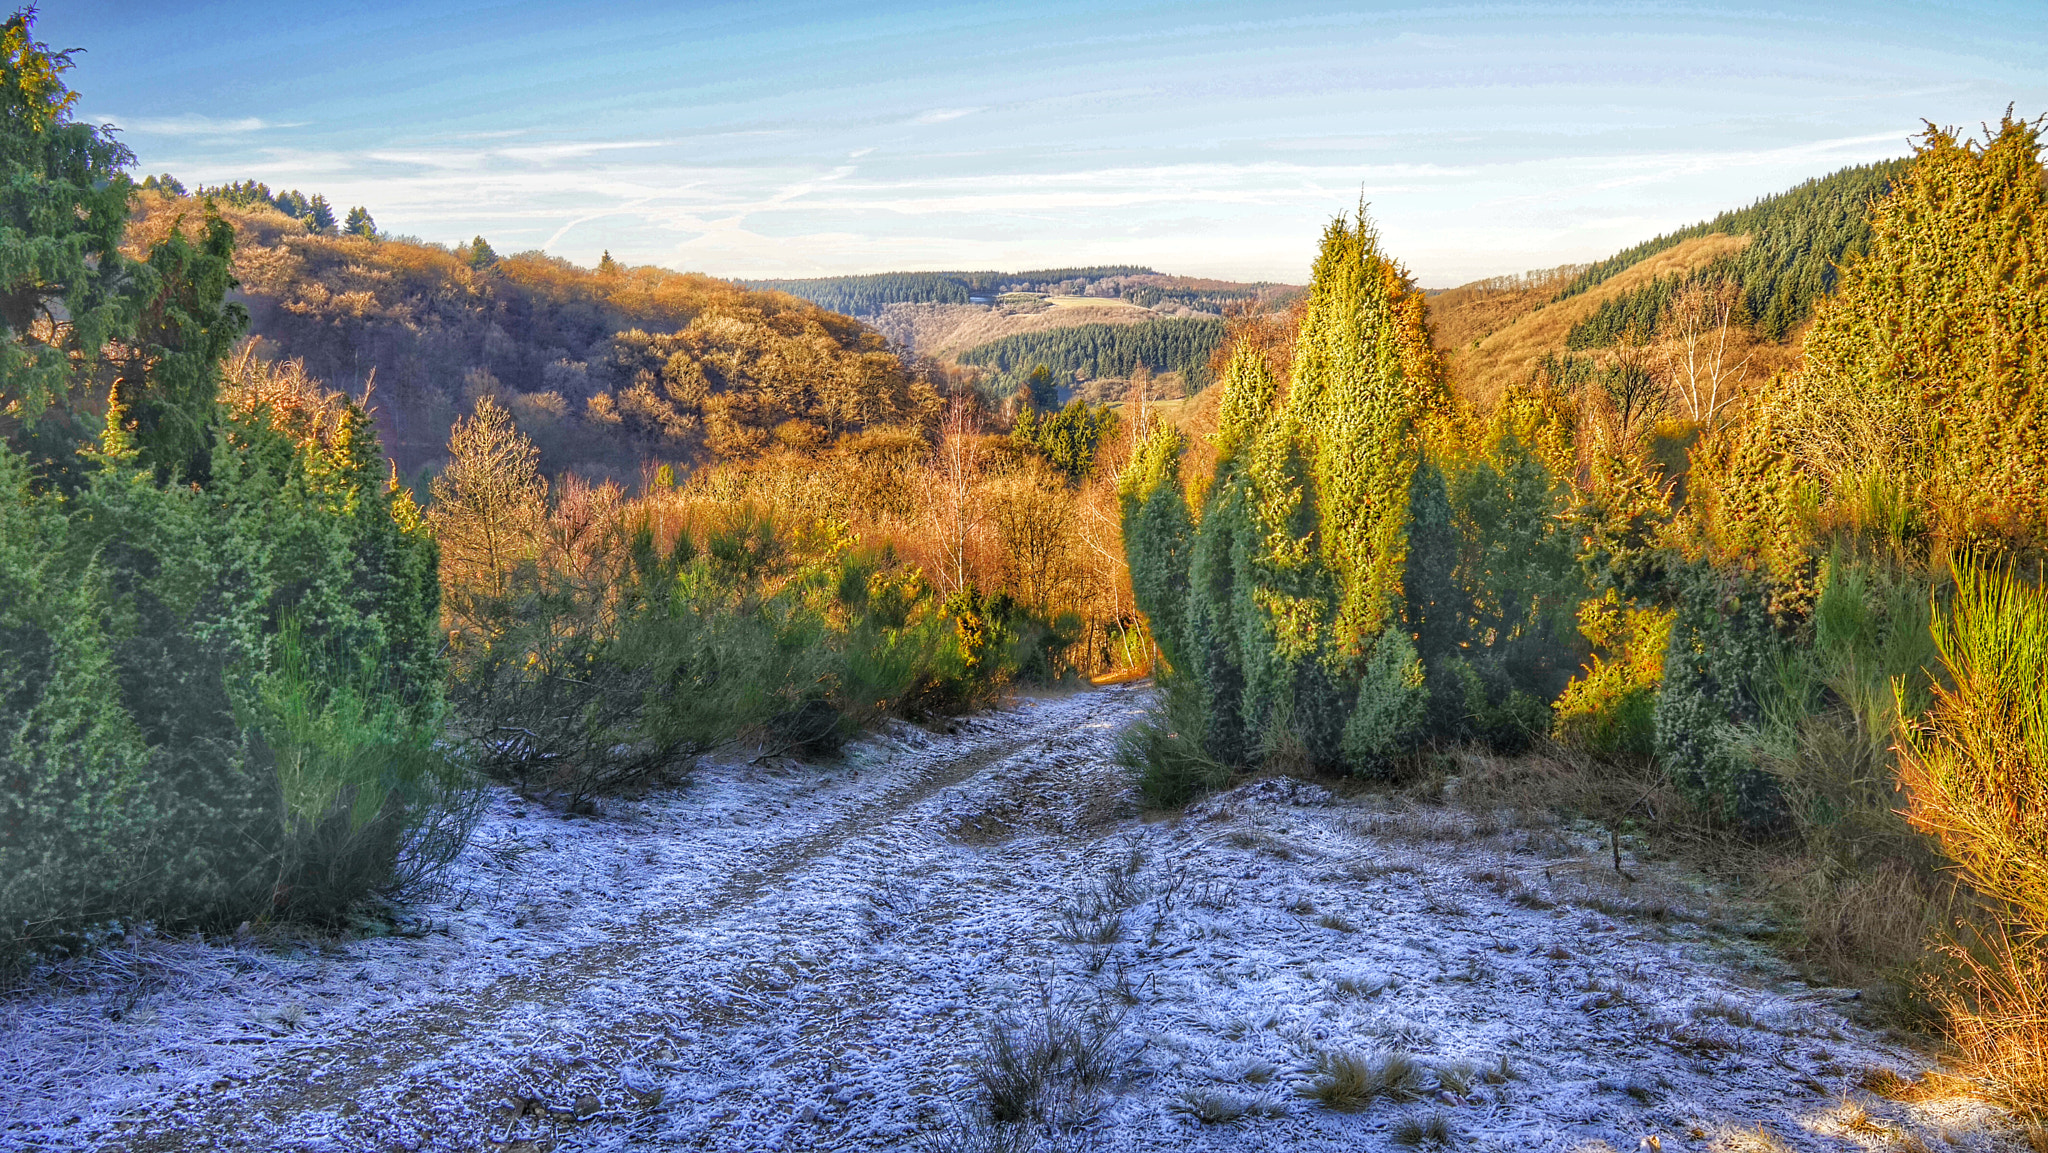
[111,208,249,481]
[598,249,620,275]
[466,234,498,269]
[0,14,458,956]
[1015,363,1058,412]
[343,205,376,238]
[306,193,337,234]
[0,12,141,426]
[1121,212,1446,779]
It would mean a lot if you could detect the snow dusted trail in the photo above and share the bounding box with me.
[1,685,2022,1152]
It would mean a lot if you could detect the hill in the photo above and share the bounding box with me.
[745,267,1287,317]
[1428,159,1909,408]
[126,191,937,483]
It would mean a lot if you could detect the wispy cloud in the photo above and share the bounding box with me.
[101,114,290,135]
[911,107,983,125]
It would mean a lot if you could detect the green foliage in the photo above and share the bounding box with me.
[0,20,459,960]
[1654,563,1791,829]
[1014,397,1119,482]
[2,389,457,955]
[1015,363,1060,412]
[343,206,376,238]
[116,208,249,481]
[1776,116,2048,544]
[1115,672,1229,808]
[960,317,1226,393]
[1119,211,1450,791]
[1553,591,1674,758]
[1901,556,2048,922]
[1565,274,1677,349]
[1118,422,1192,670]
[0,12,143,426]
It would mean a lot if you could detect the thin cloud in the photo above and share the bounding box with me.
[101,114,289,135]
[911,107,983,125]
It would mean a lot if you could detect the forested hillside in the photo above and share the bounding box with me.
[957,317,1227,396]
[1427,160,1907,410]
[125,192,936,481]
[747,267,1282,317]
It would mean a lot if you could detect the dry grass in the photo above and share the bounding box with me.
[1391,1110,1455,1147]
[1302,1049,1426,1112]
[970,994,1126,1127]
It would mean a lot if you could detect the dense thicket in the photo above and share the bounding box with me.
[125,193,933,481]
[1120,213,1586,795]
[958,318,1225,394]
[1,14,461,960]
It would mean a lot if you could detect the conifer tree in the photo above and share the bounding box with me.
[343,205,376,238]
[0,11,141,425]
[466,235,498,269]
[307,193,337,234]
[1121,212,1445,777]
[1017,363,1058,412]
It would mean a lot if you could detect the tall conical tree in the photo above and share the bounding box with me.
[1121,209,1446,778]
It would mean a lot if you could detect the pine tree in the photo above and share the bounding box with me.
[1118,210,1445,778]
[343,205,376,238]
[466,235,499,269]
[1016,363,1058,412]
[110,208,248,481]
[0,11,142,426]
[307,193,337,234]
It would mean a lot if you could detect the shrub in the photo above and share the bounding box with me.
[1555,590,1675,758]
[1,374,463,959]
[1654,563,1791,830]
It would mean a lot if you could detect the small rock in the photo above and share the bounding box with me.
[796,1104,819,1123]
[573,1093,600,1118]
[1438,1090,1461,1106]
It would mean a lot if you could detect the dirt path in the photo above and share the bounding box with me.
[0,686,2022,1152]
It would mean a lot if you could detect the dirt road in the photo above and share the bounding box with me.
[1,686,2017,1151]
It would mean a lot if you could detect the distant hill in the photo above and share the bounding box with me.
[749,267,1293,318]
[1428,159,1909,406]
[126,191,936,483]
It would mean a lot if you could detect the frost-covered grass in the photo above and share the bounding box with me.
[0,685,2029,1151]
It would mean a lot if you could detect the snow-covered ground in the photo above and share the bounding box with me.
[0,685,2023,1151]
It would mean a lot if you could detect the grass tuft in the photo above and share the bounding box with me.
[1303,1049,1425,1112]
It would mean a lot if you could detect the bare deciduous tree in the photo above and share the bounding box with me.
[934,392,982,595]
[1662,278,1753,430]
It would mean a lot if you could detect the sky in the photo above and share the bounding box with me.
[48,1,2048,286]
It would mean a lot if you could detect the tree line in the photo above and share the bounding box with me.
[957,317,1226,394]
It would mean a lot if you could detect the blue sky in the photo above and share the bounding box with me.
[49,1,2048,286]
